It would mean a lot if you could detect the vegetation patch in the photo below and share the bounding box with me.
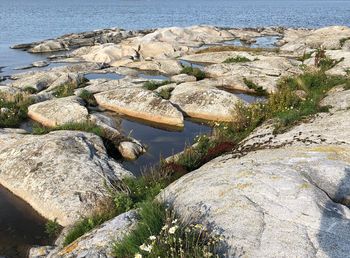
[45,218,62,239]
[297,52,313,62]
[180,66,206,81]
[0,93,33,128]
[52,78,88,98]
[113,201,223,258]
[314,48,344,71]
[143,80,172,91]
[196,45,279,54]
[223,56,251,63]
[32,121,104,136]
[23,86,38,94]
[79,89,97,106]
[243,78,268,96]
[156,88,173,100]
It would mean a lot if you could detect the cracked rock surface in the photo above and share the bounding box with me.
[161,86,350,257]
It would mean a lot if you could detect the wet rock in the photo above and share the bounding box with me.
[170,74,197,83]
[118,141,146,160]
[33,210,137,258]
[170,81,243,121]
[0,130,132,226]
[32,60,50,68]
[95,87,184,128]
[28,96,89,127]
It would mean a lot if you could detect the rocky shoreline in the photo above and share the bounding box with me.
[1,25,350,257]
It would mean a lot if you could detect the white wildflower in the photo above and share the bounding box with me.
[172,219,178,224]
[168,225,178,234]
[149,235,156,241]
[162,225,168,231]
[139,243,153,253]
[135,253,142,258]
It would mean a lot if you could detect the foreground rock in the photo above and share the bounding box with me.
[161,86,350,257]
[170,81,244,121]
[0,130,132,226]
[30,211,137,258]
[95,88,184,128]
[28,96,89,127]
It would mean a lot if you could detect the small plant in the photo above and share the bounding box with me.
[45,218,61,238]
[143,81,171,91]
[23,86,38,94]
[243,78,268,96]
[223,56,251,63]
[0,93,33,128]
[32,121,104,136]
[297,51,313,62]
[79,89,97,106]
[180,66,206,81]
[113,202,224,258]
[63,212,114,246]
[156,88,173,100]
[52,83,76,98]
[314,48,344,71]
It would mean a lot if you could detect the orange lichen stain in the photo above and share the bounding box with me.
[59,241,78,255]
[235,183,252,190]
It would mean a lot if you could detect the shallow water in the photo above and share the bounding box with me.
[0,186,50,258]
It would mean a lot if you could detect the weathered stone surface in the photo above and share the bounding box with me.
[320,86,350,112]
[170,73,197,83]
[182,51,256,64]
[280,26,350,54]
[75,43,138,64]
[29,40,67,53]
[125,59,182,75]
[0,130,132,226]
[162,144,350,258]
[205,56,302,93]
[170,81,243,121]
[95,87,184,127]
[32,210,137,258]
[8,71,84,92]
[324,50,350,76]
[28,96,89,127]
[118,141,146,160]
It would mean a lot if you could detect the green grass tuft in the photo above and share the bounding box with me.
[243,78,268,96]
[180,66,206,81]
[79,89,97,106]
[223,56,251,63]
[143,81,172,91]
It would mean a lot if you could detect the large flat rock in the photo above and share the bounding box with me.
[95,88,184,128]
[0,130,132,226]
[28,96,89,127]
[169,81,244,121]
[162,145,350,257]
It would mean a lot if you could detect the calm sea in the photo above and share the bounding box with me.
[1,0,350,70]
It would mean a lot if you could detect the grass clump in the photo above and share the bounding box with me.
[52,83,76,98]
[143,81,171,91]
[156,88,173,100]
[63,211,115,246]
[314,48,344,71]
[23,86,38,94]
[180,66,206,81]
[223,56,251,63]
[32,121,104,136]
[113,201,223,258]
[297,52,313,62]
[0,93,33,128]
[79,89,97,106]
[45,218,61,238]
[243,78,268,96]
